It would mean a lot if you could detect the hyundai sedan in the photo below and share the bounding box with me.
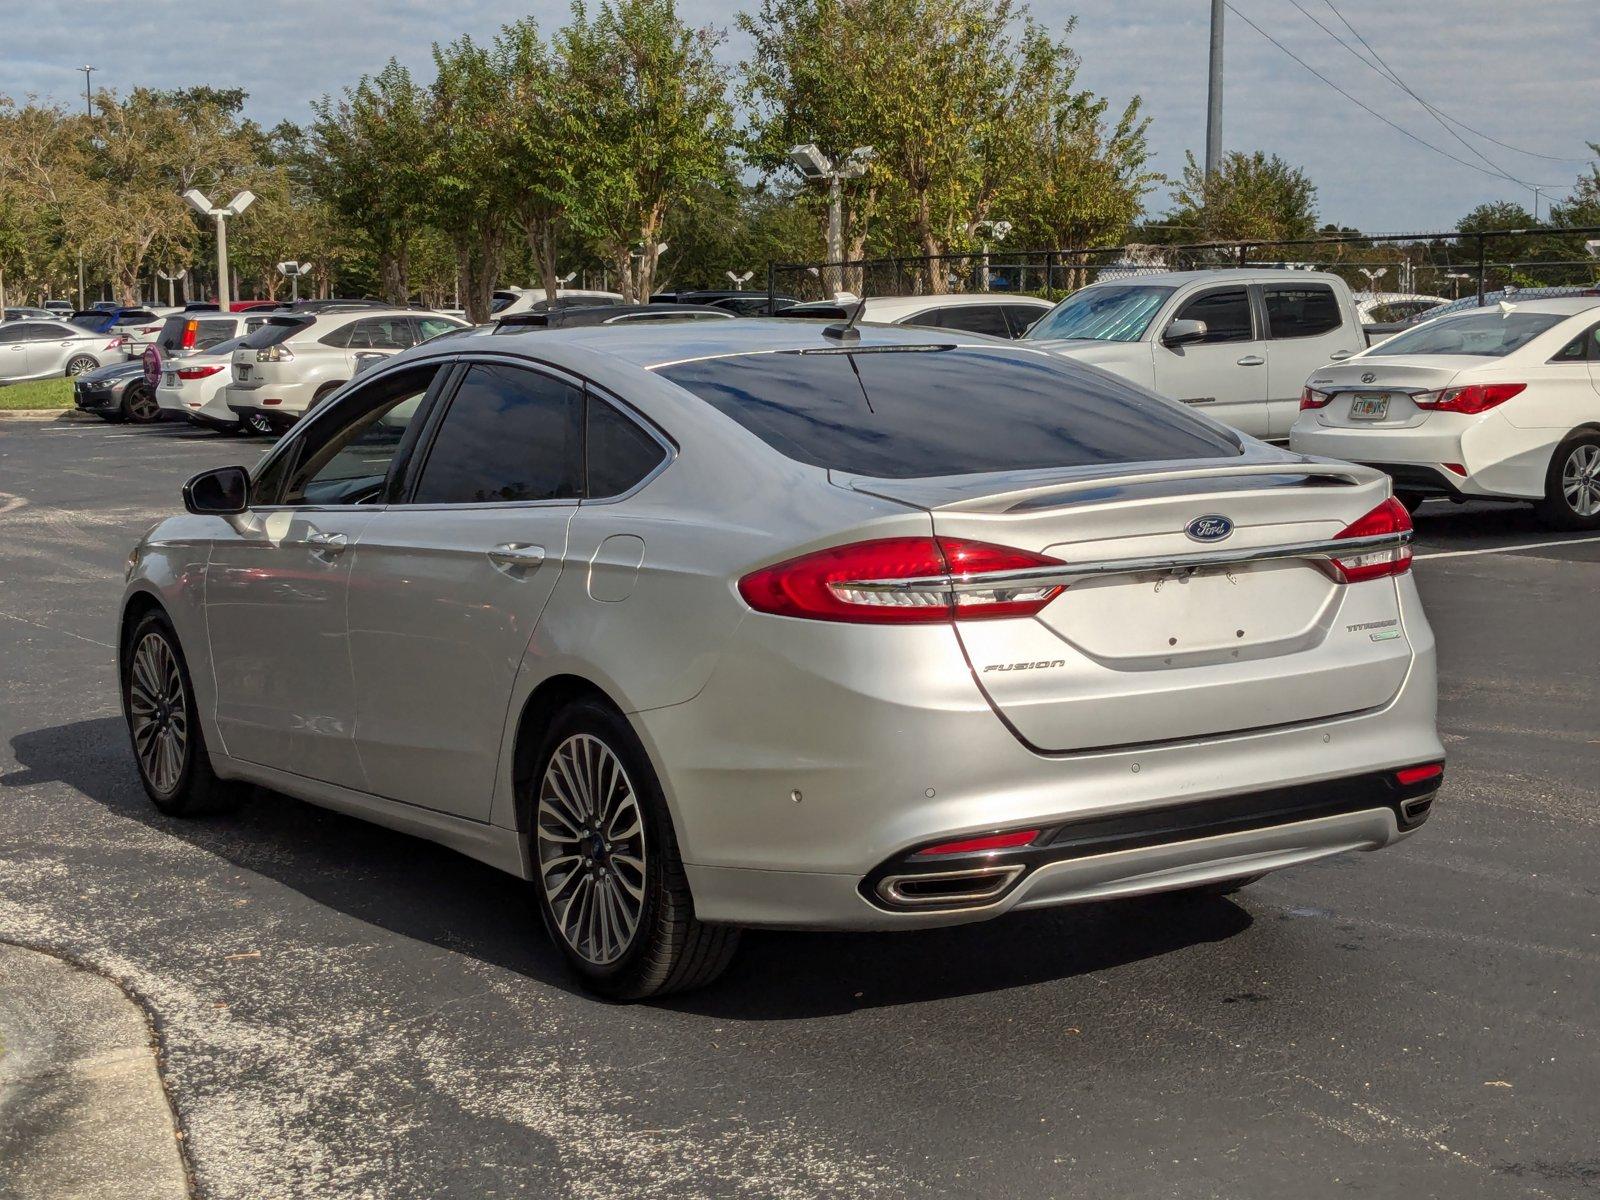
[119,320,1443,998]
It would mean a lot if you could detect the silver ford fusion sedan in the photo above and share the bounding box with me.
[119,320,1443,998]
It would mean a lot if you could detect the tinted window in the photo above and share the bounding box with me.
[1368,311,1567,358]
[191,319,236,350]
[0,324,26,344]
[113,310,157,327]
[916,305,1012,338]
[412,364,582,504]
[1175,289,1253,343]
[1025,285,1173,342]
[244,317,312,349]
[319,322,355,348]
[1002,305,1046,337]
[1264,286,1341,339]
[8,322,68,342]
[1552,334,1588,362]
[587,399,667,498]
[416,316,464,341]
[657,347,1240,479]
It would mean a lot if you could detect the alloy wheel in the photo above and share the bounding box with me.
[65,355,97,376]
[536,733,647,966]
[126,386,161,423]
[247,412,274,436]
[128,632,188,796]
[1561,444,1600,518]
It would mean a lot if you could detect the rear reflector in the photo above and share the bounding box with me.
[913,829,1040,858]
[1442,462,1468,476]
[1395,763,1443,786]
[262,398,282,405]
[738,537,1064,624]
[1329,497,1413,583]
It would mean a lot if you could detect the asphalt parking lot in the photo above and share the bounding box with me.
[2,415,1598,1200]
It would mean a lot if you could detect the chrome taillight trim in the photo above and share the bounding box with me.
[849,530,1412,594]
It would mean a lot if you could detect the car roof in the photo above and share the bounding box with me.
[1426,295,1600,317]
[1082,268,1348,288]
[783,293,1052,319]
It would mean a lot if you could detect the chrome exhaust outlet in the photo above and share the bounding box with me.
[1399,792,1437,826]
[876,864,1026,909]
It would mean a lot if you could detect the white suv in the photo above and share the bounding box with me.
[226,308,466,434]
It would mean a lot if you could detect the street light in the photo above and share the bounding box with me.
[973,219,1013,292]
[1444,271,1471,299]
[77,66,95,309]
[1357,267,1387,293]
[156,269,186,307]
[182,188,255,309]
[726,270,754,291]
[277,260,312,302]
[787,143,874,297]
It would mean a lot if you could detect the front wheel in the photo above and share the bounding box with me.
[122,382,161,424]
[530,700,738,999]
[242,411,274,437]
[122,611,240,817]
[1535,434,1600,531]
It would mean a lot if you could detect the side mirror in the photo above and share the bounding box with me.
[1163,318,1209,347]
[182,465,250,515]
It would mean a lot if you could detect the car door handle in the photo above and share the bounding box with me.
[306,530,349,557]
[488,543,546,572]
[1236,355,1265,366]
[1329,350,1355,361]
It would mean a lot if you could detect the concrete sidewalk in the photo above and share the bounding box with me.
[0,943,189,1200]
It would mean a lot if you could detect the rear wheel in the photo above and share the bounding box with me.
[1535,434,1600,531]
[242,411,275,436]
[122,611,240,817]
[64,354,99,376]
[122,382,161,424]
[530,700,738,999]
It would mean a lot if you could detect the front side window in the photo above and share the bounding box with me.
[273,366,443,506]
[1174,289,1253,344]
[1367,310,1567,358]
[416,316,464,341]
[1264,286,1341,339]
[657,346,1240,480]
[411,363,582,504]
[1025,285,1174,343]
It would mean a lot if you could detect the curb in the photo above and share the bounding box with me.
[0,941,192,1199]
[0,409,94,423]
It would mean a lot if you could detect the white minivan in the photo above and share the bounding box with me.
[1024,269,1367,440]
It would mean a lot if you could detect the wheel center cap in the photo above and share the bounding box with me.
[583,832,607,863]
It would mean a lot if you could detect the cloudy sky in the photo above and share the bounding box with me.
[5,0,1597,232]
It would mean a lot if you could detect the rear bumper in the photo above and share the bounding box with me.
[1289,412,1552,500]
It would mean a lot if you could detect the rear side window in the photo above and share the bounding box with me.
[1264,286,1341,339]
[657,347,1240,479]
[913,305,1012,338]
[346,317,414,349]
[411,363,582,504]
[587,399,667,498]
[1174,289,1253,343]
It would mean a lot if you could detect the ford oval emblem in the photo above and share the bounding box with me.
[1185,515,1234,543]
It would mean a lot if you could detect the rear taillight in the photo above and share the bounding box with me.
[1300,386,1331,410]
[1414,383,1525,414]
[175,365,224,380]
[181,320,199,349]
[738,537,1064,624]
[1328,497,1413,583]
[106,338,124,350]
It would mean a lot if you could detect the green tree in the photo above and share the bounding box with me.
[310,62,432,303]
[1165,150,1319,244]
[558,0,735,302]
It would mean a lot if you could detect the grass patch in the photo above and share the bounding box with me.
[0,377,74,410]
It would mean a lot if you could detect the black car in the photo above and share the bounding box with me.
[72,360,162,424]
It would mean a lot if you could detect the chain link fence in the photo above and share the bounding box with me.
[767,227,1600,307]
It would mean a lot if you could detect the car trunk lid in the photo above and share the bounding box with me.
[1304,357,1479,430]
[839,458,1413,752]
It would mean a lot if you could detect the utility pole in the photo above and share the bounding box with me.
[78,65,95,309]
[1205,0,1224,180]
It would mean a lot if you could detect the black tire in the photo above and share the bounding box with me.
[1534,433,1600,531]
[528,699,738,1000]
[64,354,100,377]
[121,610,240,817]
[121,381,161,424]
[1394,490,1426,515]
[242,411,275,437]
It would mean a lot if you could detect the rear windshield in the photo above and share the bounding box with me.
[656,346,1240,478]
[158,315,238,352]
[1368,310,1567,357]
[242,317,313,349]
[1025,285,1174,343]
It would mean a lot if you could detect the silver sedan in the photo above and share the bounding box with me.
[119,320,1443,998]
[0,319,124,383]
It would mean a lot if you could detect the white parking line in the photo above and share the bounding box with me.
[1418,533,1600,561]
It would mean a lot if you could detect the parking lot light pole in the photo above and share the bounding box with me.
[787,144,875,298]
[156,269,185,307]
[277,260,311,302]
[77,65,95,309]
[182,189,255,309]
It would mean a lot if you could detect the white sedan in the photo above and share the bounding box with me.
[1291,297,1600,528]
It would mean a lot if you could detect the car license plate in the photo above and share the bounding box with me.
[162,372,176,387]
[1349,392,1390,420]
[234,365,249,381]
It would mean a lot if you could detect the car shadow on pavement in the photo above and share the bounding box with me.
[1409,498,1553,546]
[8,717,1254,1017]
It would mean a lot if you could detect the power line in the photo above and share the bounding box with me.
[1318,0,1591,166]
[1222,2,1568,190]
[1283,0,1528,188]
